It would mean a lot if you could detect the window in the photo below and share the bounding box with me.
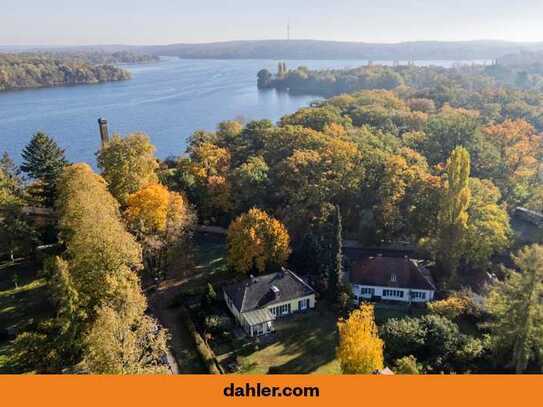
[382,289,404,298]
[411,291,427,300]
[298,298,310,311]
[270,303,291,316]
[360,287,375,296]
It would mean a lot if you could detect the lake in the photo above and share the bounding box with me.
[0,58,487,165]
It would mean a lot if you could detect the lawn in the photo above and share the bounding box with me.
[0,259,53,373]
[235,302,341,375]
[183,232,230,292]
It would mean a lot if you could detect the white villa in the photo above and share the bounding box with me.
[223,268,316,337]
[349,255,436,303]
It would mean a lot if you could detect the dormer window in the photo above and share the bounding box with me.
[271,285,280,297]
[390,273,397,283]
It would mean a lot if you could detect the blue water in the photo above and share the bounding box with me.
[0,58,488,165]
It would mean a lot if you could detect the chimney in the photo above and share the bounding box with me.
[98,118,109,147]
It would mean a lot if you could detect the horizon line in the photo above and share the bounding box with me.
[2,38,543,48]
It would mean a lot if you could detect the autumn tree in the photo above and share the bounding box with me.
[279,106,351,132]
[337,304,384,374]
[486,244,543,373]
[182,141,232,222]
[463,178,510,269]
[231,155,270,213]
[96,133,159,205]
[21,132,67,206]
[55,163,142,330]
[276,136,362,235]
[227,208,290,274]
[49,163,169,374]
[83,305,169,374]
[418,106,481,165]
[125,183,194,279]
[432,146,471,283]
[479,119,543,206]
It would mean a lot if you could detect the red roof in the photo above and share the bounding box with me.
[350,256,435,291]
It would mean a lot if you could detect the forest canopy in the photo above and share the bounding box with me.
[0,53,132,91]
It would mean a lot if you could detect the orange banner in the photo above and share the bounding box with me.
[1,375,541,406]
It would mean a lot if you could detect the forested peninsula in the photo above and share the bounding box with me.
[0,53,132,92]
[258,62,543,127]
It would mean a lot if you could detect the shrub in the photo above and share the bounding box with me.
[179,306,222,374]
[428,290,482,320]
[393,355,421,374]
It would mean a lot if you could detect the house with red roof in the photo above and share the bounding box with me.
[349,255,436,304]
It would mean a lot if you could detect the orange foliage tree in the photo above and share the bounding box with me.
[227,208,291,274]
[480,119,542,205]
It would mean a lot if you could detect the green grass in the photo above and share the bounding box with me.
[236,303,341,375]
[0,259,53,373]
[183,233,230,292]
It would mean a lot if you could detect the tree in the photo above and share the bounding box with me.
[125,183,190,234]
[184,141,232,222]
[337,304,384,374]
[124,183,194,279]
[381,314,484,372]
[49,163,169,373]
[227,208,291,274]
[463,178,510,269]
[0,152,23,201]
[20,132,67,206]
[479,119,542,206]
[231,155,270,213]
[486,244,543,373]
[83,305,169,374]
[433,146,471,283]
[393,355,421,374]
[55,164,142,339]
[417,106,481,165]
[96,133,159,205]
[0,202,37,262]
[257,69,272,88]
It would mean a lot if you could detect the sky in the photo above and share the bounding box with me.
[2,0,543,46]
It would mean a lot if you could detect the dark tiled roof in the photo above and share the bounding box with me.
[511,207,543,244]
[350,256,435,291]
[513,207,543,226]
[223,269,314,313]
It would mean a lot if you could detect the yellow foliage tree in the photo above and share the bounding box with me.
[53,163,170,374]
[83,305,169,375]
[125,183,190,234]
[96,133,159,205]
[124,182,194,278]
[187,141,232,219]
[337,304,384,374]
[227,208,290,274]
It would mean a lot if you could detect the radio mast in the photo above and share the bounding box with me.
[287,19,291,40]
